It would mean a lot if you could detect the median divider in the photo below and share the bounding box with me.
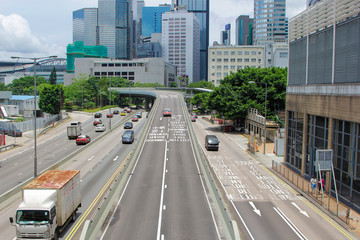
[0,112,135,212]
[79,99,160,240]
[181,97,240,240]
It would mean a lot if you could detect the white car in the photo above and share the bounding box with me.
[95,124,106,132]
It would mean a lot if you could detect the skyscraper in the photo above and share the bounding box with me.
[98,0,133,59]
[73,8,98,46]
[136,0,145,43]
[235,15,253,45]
[142,5,171,38]
[162,9,200,83]
[253,0,288,44]
[172,0,209,82]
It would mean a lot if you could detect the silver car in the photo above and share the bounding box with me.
[95,124,106,132]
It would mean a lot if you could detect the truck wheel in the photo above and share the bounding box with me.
[71,212,76,222]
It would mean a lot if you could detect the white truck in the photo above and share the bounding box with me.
[10,170,81,240]
[67,122,82,139]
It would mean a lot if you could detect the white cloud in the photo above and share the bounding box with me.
[0,14,65,60]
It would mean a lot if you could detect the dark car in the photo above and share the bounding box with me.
[124,122,133,129]
[122,130,134,144]
[8,129,22,137]
[76,135,91,145]
[93,119,102,126]
[113,109,120,114]
[94,112,102,118]
[205,135,220,151]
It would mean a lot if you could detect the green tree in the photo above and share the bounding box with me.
[39,84,63,115]
[191,92,210,110]
[187,80,215,89]
[7,76,47,95]
[169,82,177,88]
[206,67,287,123]
[49,67,57,85]
[0,83,8,91]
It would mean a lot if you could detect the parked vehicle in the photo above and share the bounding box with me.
[95,124,106,132]
[8,129,23,137]
[122,130,134,144]
[205,135,220,151]
[10,170,81,240]
[67,124,82,139]
[113,109,120,114]
[131,116,139,122]
[163,108,172,117]
[94,113,102,118]
[76,135,91,145]
[124,122,133,129]
[93,119,102,126]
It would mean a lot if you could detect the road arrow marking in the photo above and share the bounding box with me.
[291,202,309,217]
[249,201,261,216]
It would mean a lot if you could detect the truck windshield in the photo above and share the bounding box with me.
[16,210,50,225]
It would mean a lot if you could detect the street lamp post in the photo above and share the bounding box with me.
[11,55,57,177]
[249,81,267,155]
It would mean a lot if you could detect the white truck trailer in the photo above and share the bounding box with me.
[10,170,81,240]
[67,123,82,139]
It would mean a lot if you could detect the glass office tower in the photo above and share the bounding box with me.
[98,0,133,59]
[142,5,171,38]
[253,0,287,44]
[73,8,98,46]
[235,15,253,45]
[172,0,209,82]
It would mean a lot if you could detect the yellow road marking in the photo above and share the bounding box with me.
[66,151,132,240]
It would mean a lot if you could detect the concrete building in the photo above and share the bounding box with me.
[73,8,98,46]
[64,58,176,87]
[235,15,253,46]
[162,9,200,83]
[286,0,360,211]
[253,0,288,45]
[208,45,264,86]
[173,0,209,82]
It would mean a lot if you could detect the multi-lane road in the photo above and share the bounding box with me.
[0,91,357,240]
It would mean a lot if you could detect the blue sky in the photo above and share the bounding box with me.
[0,0,306,61]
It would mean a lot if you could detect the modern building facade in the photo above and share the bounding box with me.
[286,0,360,211]
[73,8,98,46]
[136,0,145,43]
[142,5,171,38]
[64,57,176,87]
[98,0,133,59]
[162,9,200,83]
[172,0,209,82]
[235,15,253,45]
[253,0,288,44]
[220,24,231,45]
[208,45,264,86]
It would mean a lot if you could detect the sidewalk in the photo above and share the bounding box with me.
[217,124,360,239]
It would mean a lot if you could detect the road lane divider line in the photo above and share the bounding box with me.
[273,207,307,240]
[65,151,132,240]
[156,141,168,240]
[87,156,94,161]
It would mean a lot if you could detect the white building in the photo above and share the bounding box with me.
[64,57,177,87]
[208,45,265,86]
[161,9,200,83]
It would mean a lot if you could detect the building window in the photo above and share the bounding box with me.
[280,52,288,58]
[217,66,222,70]
[101,63,107,67]
[286,111,305,171]
[251,58,257,62]
[237,66,242,69]
[244,51,250,55]
[237,51,242,55]
[251,51,257,55]
[217,59,222,62]
[237,58,242,62]
[244,58,250,62]
[230,58,236,62]
[216,72,222,77]
[231,51,236,55]
[109,63,114,67]
[224,51,229,55]
[224,65,228,69]
[217,51,222,55]
[224,58,228,62]
[230,65,236,70]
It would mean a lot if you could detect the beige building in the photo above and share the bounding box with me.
[208,45,264,86]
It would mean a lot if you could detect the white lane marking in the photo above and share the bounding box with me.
[161,234,165,240]
[273,207,308,240]
[249,201,261,216]
[291,202,309,218]
[156,141,168,240]
[113,156,119,161]
[165,185,167,189]
[231,201,255,240]
[88,155,94,161]
[163,205,166,210]
[18,172,23,176]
